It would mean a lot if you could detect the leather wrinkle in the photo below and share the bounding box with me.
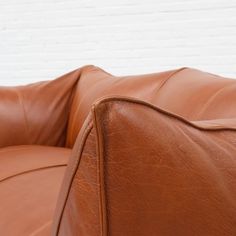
[55,120,94,235]
[14,88,31,144]
[29,220,52,236]
[197,82,236,119]
[155,67,188,93]
[1,66,236,236]
[66,66,95,146]
[92,96,236,236]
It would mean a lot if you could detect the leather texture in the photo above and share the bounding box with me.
[53,114,99,236]
[0,69,81,148]
[66,66,178,147]
[54,97,236,236]
[0,65,236,235]
[0,145,71,236]
[66,66,236,147]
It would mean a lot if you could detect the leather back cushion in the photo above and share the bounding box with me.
[0,70,80,148]
[66,66,236,147]
[66,66,179,147]
[54,97,236,235]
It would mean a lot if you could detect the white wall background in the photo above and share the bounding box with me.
[0,0,236,85]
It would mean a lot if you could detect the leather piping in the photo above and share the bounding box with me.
[0,164,67,183]
[55,120,93,235]
[65,66,187,148]
[80,95,236,236]
[93,96,236,132]
[93,103,108,236]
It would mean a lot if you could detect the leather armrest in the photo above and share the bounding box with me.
[53,97,236,235]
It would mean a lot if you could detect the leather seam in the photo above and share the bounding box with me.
[93,103,108,236]
[0,145,70,153]
[0,164,67,183]
[93,96,236,132]
[0,146,33,153]
[90,94,236,236]
[55,120,93,235]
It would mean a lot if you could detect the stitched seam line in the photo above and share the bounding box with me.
[55,121,93,235]
[93,104,108,236]
[93,96,236,132]
[0,164,66,183]
[92,95,236,236]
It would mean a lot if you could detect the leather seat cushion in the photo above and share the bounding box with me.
[0,145,71,236]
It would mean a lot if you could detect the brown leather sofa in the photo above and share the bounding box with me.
[0,65,235,236]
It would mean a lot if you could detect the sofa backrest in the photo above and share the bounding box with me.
[66,65,236,148]
[0,69,80,148]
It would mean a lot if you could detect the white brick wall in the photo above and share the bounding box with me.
[0,0,236,85]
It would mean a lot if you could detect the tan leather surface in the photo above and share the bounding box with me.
[54,97,236,235]
[52,113,100,236]
[55,123,100,236]
[0,145,69,182]
[153,68,236,120]
[0,65,236,235]
[66,65,178,147]
[0,69,81,148]
[0,145,71,236]
[66,66,236,147]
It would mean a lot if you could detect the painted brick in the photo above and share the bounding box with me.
[0,0,236,85]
